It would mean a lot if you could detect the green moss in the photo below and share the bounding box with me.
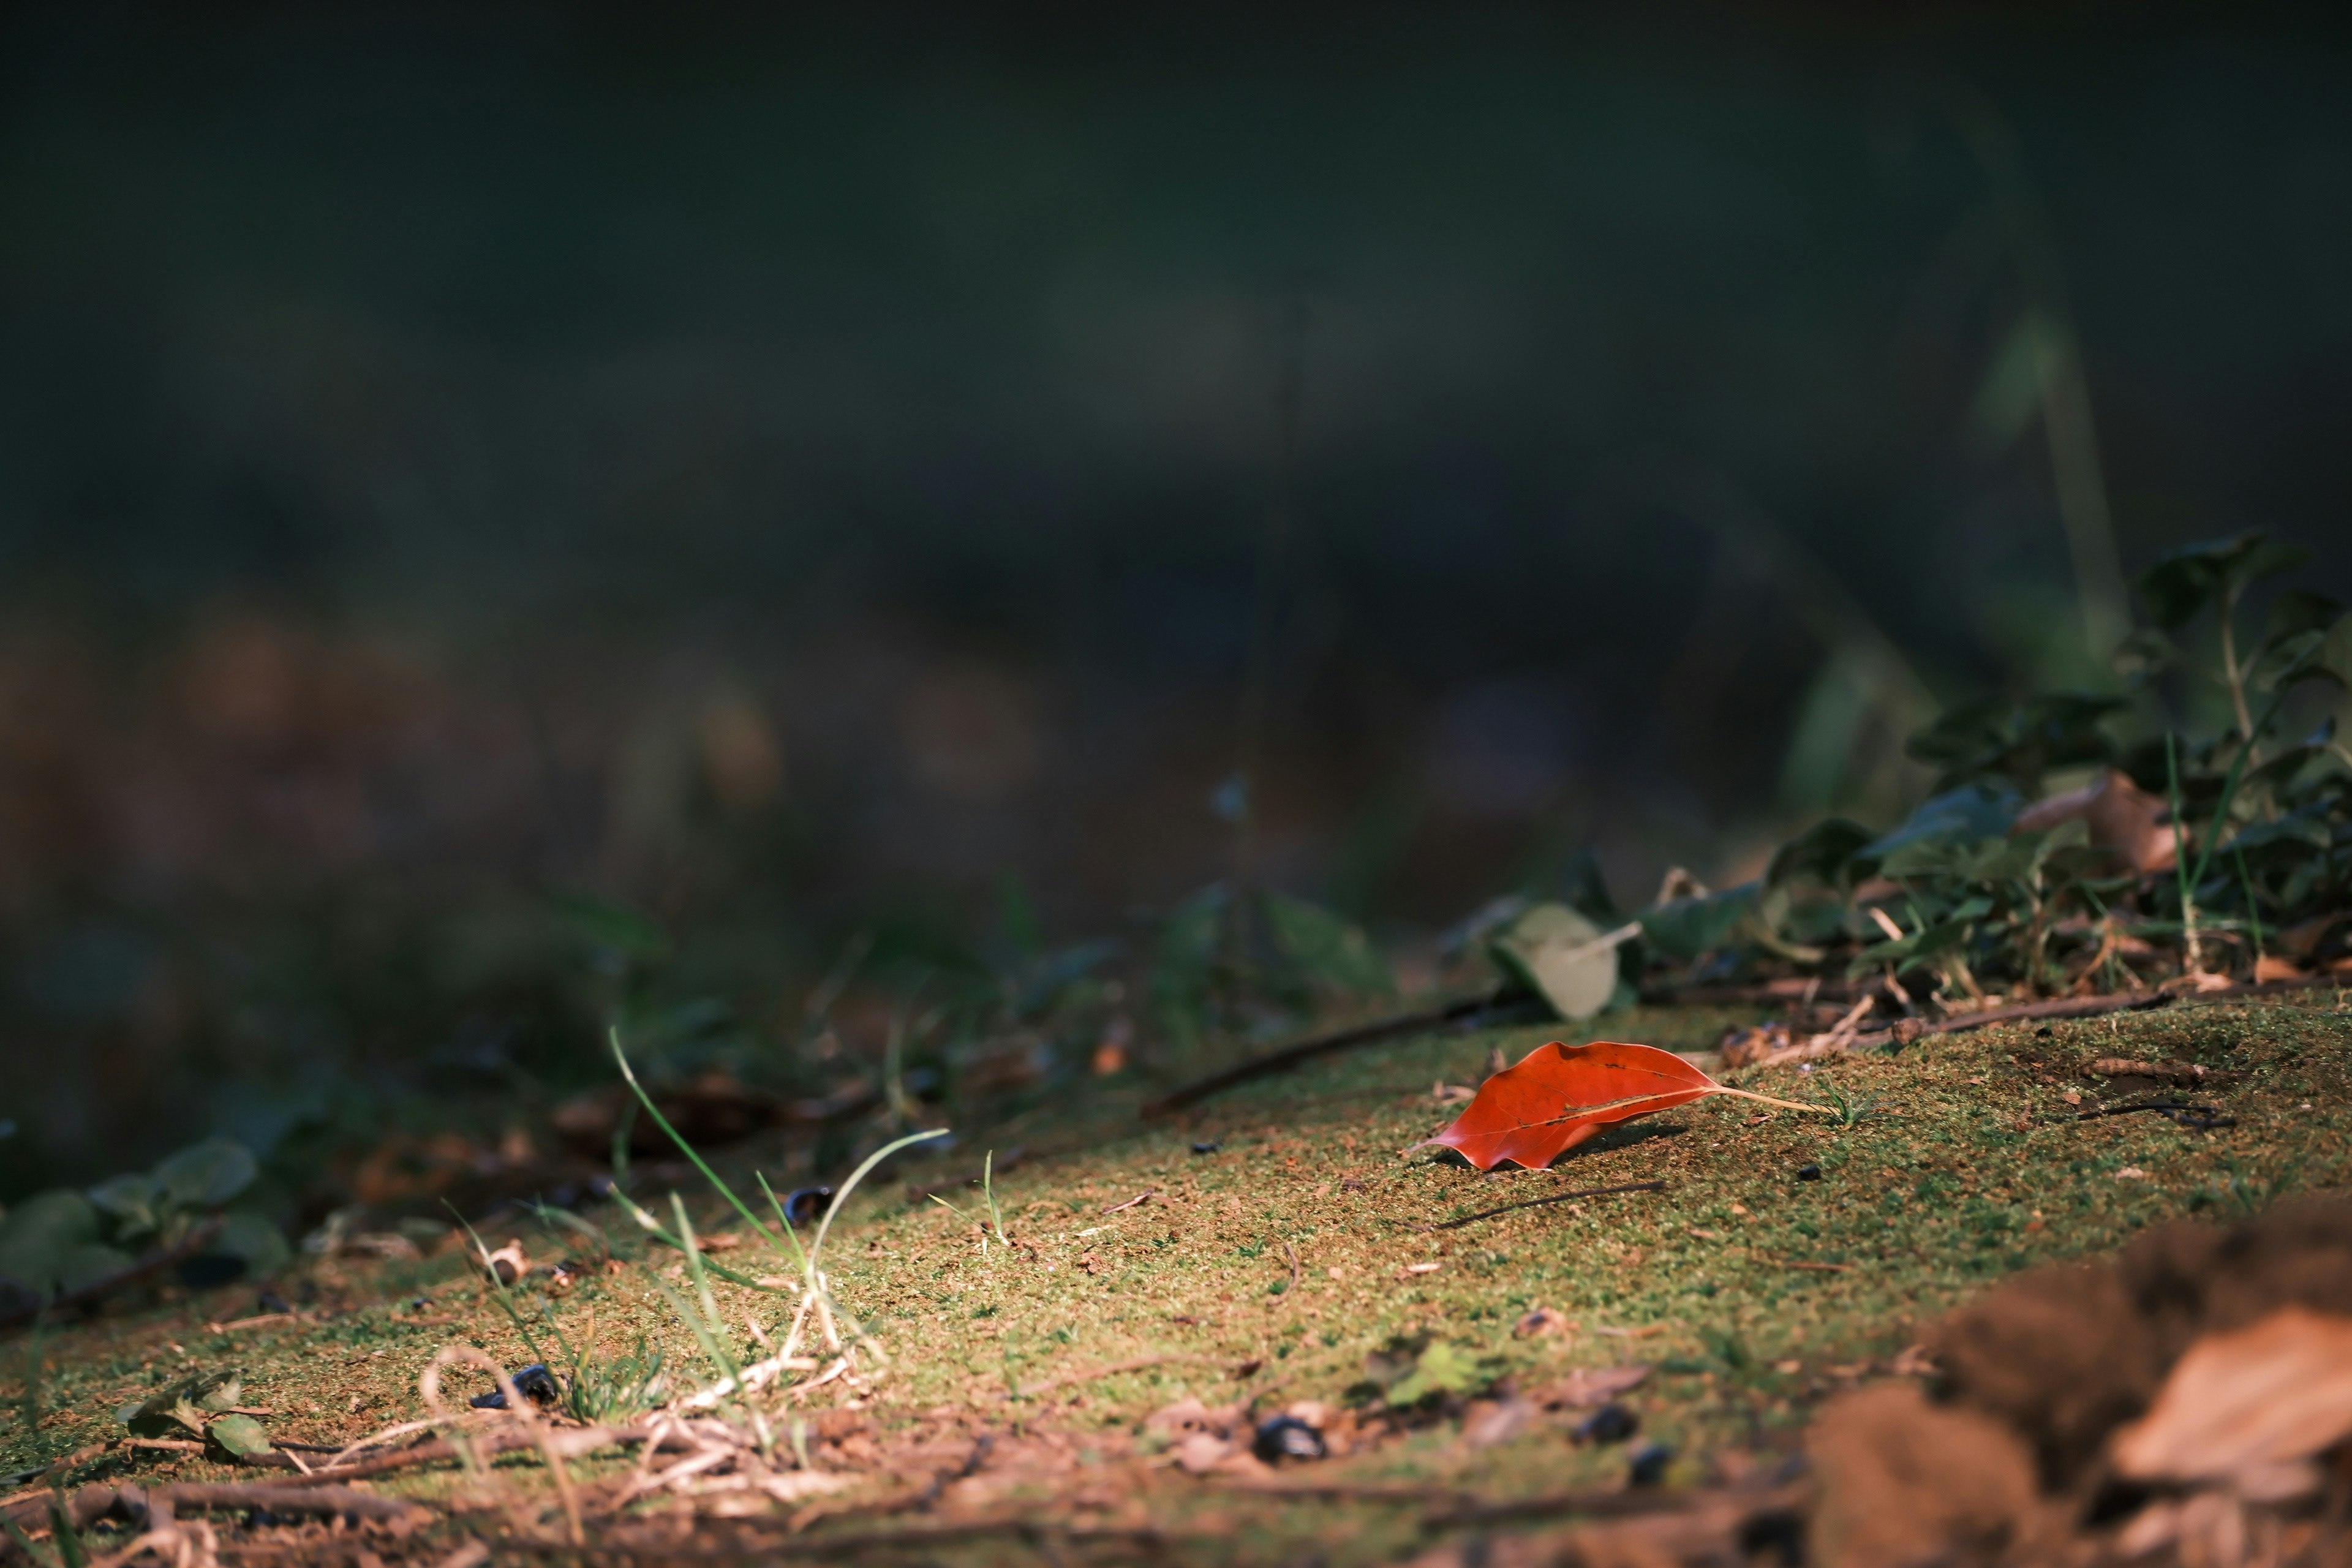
[3,992,2347,1560]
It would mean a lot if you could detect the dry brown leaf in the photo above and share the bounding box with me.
[2014,767,2175,875]
[2111,1306,2352,1483]
[2253,954,2309,984]
[1533,1363,1649,1409]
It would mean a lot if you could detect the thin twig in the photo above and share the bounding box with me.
[2076,1098,2235,1128]
[1428,1180,1667,1232]
[1142,992,1542,1117]
[1762,971,2345,1064]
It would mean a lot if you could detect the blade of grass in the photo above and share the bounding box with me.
[668,1194,739,1384]
[805,1128,952,1275]
[603,1187,782,1291]
[609,1025,782,1250]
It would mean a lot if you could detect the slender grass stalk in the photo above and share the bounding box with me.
[926,1150,1009,1249]
[2237,847,2265,959]
[2166,734,2199,970]
[18,1308,45,1434]
[610,1027,783,1250]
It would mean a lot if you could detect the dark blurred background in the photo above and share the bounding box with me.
[4,3,2350,1199]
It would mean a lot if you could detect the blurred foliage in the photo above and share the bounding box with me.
[1620,534,2352,1003]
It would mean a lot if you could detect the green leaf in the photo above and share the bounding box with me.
[2323,616,2352,688]
[152,1138,257,1211]
[1856,787,2019,872]
[2111,627,2180,687]
[1904,694,2120,794]
[1385,1343,1480,1407]
[2264,589,2344,643]
[86,1174,160,1238]
[118,1370,241,1438]
[0,1192,130,1299]
[1259,892,1393,998]
[205,1212,292,1278]
[206,1412,274,1462]
[2137,533,2312,630]
[1766,818,1873,890]
[1488,902,1620,1020]
[1638,884,1760,963]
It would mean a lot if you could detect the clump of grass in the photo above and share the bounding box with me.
[927,1149,1011,1251]
[453,1210,669,1423]
[1812,1074,1875,1128]
[607,1026,948,1398]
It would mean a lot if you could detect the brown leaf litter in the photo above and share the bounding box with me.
[1416,1199,2352,1568]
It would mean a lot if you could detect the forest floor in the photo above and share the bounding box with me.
[6,991,2350,1565]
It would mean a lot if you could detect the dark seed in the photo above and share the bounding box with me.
[1795,1164,1822,1182]
[1627,1441,1675,1487]
[783,1186,834,1226]
[1191,1139,1222,1155]
[1253,1415,1327,1463]
[470,1363,562,1409]
[1573,1403,1640,1444]
[2034,1026,2054,1039]
[257,1291,293,1316]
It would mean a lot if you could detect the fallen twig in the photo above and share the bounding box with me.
[2076,1098,2236,1128]
[4,1479,429,1532]
[1278,1238,1302,1299]
[1141,992,1544,1118]
[1754,971,2344,1066]
[1427,1180,1667,1232]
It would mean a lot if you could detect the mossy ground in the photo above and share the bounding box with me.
[6,992,2350,1562]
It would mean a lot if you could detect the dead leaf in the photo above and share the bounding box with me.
[2253,954,2309,984]
[1418,1039,1819,1170]
[2111,1306,2352,1483]
[2014,767,2175,875]
[1488,903,1634,1020]
[1514,1307,1570,1338]
[1460,1395,1535,1449]
[1534,1364,1650,1409]
[1720,1021,1792,1069]
[1809,1383,2039,1568]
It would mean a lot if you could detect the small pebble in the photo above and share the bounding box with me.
[1573,1403,1639,1444]
[782,1186,834,1226]
[1191,1139,1222,1155]
[1795,1164,1822,1182]
[1253,1415,1327,1463]
[470,1363,562,1409]
[1627,1441,1675,1487]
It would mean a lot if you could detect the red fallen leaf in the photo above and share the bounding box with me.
[1418,1040,1826,1170]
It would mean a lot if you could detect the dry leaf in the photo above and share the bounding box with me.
[1514,1306,1570,1338]
[2111,1306,2352,1483]
[2253,954,2309,984]
[2014,767,2175,875]
[1419,1039,1820,1170]
[1536,1363,1650,1409]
